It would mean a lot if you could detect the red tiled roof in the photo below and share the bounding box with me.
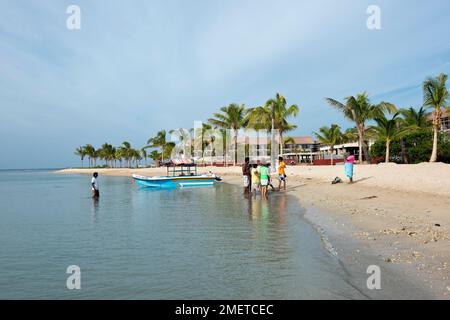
[287,136,317,144]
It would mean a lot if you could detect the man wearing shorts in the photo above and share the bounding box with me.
[91,172,100,198]
[278,156,286,191]
[259,162,269,199]
[242,157,251,194]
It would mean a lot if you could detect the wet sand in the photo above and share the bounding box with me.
[226,175,449,299]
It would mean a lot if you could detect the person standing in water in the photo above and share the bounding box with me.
[242,157,251,194]
[277,156,287,191]
[91,172,100,198]
[250,164,260,197]
[259,162,269,199]
[345,155,355,183]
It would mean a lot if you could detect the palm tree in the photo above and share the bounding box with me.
[266,94,299,157]
[423,73,449,162]
[247,93,299,156]
[146,130,175,164]
[314,124,344,165]
[169,128,193,159]
[140,148,148,167]
[326,93,396,163]
[74,146,86,167]
[399,106,431,129]
[114,148,123,168]
[208,103,247,165]
[149,150,162,166]
[132,148,142,168]
[119,142,133,167]
[83,144,96,167]
[342,127,358,143]
[398,106,431,163]
[369,113,411,163]
[99,143,115,167]
[195,123,214,164]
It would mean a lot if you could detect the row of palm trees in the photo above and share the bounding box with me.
[145,93,299,166]
[74,73,448,167]
[207,93,299,165]
[74,142,158,168]
[323,73,449,163]
[314,106,432,164]
[74,93,300,167]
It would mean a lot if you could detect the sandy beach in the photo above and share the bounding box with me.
[57,163,450,298]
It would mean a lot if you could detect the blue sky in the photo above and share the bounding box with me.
[1,0,450,168]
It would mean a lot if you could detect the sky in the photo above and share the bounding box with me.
[1,0,450,169]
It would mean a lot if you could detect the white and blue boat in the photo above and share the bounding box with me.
[132,159,221,188]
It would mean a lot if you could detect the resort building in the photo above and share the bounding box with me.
[318,140,375,163]
[427,109,450,133]
[281,136,321,164]
[440,109,450,132]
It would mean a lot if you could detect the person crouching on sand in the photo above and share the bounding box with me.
[91,172,100,198]
[345,155,355,183]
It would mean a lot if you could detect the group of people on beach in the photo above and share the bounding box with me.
[90,154,355,199]
[242,156,287,199]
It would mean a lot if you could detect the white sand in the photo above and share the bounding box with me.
[57,162,450,196]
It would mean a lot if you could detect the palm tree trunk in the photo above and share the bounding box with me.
[280,132,284,156]
[396,122,408,163]
[223,133,227,167]
[430,126,438,162]
[360,126,372,164]
[362,140,371,164]
[354,121,364,163]
[358,137,363,163]
[234,131,238,166]
[385,139,390,163]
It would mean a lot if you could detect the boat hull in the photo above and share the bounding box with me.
[132,174,216,188]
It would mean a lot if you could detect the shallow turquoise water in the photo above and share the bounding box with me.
[0,170,366,299]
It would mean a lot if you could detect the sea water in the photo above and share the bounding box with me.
[0,170,367,299]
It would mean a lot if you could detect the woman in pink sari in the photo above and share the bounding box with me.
[344,155,355,183]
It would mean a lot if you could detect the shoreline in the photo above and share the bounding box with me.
[224,175,449,299]
[56,164,450,299]
[56,162,450,195]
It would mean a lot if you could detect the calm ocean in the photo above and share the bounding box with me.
[0,170,367,299]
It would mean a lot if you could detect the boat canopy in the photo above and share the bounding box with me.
[163,159,198,177]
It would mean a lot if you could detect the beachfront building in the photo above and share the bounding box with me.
[318,140,375,163]
[281,136,321,164]
[427,109,450,133]
[319,142,358,164]
[440,109,450,132]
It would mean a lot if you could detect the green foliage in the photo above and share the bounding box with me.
[314,124,344,147]
[325,92,396,163]
[370,129,450,163]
